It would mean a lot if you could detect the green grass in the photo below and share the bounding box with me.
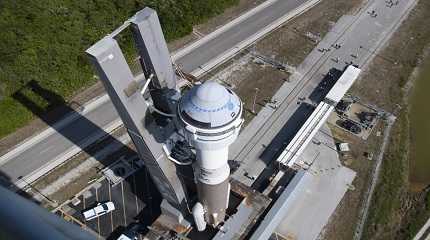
[360,1,430,238]
[0,97,34,137]
[402,191,430,240]
[0,0,238,138]
[363,112,410,240]
[362,55,430,240]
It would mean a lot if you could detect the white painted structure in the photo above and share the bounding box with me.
[178,81,243,230]
[325,66,361,103]
[277,65,361,169]
[278,102,334,169]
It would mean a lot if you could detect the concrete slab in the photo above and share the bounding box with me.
[274,124,355,239]
[274,167,355,240]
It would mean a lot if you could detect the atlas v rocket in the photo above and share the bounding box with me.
[86,8,243,231]
[179,81,242,230]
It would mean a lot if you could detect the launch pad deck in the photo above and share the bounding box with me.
[56,167,161,238]
[145,179,271,240]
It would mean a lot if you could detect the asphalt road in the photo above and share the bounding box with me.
[0,0,311,185]
[175,0,308,73]
[1,101,119,181]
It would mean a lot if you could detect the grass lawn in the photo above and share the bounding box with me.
[0,0,238,138]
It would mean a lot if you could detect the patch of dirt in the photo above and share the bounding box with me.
[320,122,383,240]
[235,62,289,124]
[321,0,430,238]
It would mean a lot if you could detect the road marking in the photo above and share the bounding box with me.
[58,208,87,228]
[95,188,101,238]
[172,0,279,60]
[108,182,114,232]
[414,218,430,240]
[0,94,111,165]
[121,181,127,225]
[190,0,323,77]
[12,120,126,190]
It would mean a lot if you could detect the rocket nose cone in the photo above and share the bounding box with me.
[179,81,242,129]
[195,81,229,104]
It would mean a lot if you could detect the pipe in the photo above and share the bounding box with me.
[162,145,193,166]
[149,105,176,117]
[140,73,154,95]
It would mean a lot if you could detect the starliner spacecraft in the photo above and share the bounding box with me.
[178,81,243,230]
[86,7,243,232]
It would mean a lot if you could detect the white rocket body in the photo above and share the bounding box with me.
[178,81,243,230]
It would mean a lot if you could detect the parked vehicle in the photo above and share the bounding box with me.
[82,201,115,221]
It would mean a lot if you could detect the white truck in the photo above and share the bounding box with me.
[82,201,115,221]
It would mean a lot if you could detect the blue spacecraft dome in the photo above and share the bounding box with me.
[179,81,241,129]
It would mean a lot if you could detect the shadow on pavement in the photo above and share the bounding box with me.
[12,80,161,235]
[252,103,314,191]
[252,67,346,191]
[259,103,315,166]
[308,68,343,103]
[12,80,133,169]
[11,80,127,162]
[0,170,38,203]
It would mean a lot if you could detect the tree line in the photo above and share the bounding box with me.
[0,0,238,137]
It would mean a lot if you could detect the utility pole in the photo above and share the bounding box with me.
[252,87,260,114]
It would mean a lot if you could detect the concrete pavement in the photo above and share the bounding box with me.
[231,0,417,187]
[1,97,120,184]
[249,124,356,240]
[231,0,417,238]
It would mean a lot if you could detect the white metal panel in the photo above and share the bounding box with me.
[277,102,334,168]
[249,170,306,240]
[287,105,334,168]
[277,66,360,168]
[325,65,361,103]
